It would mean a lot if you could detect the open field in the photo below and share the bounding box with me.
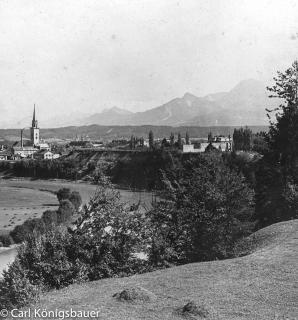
[0,179,154,233]
[0,186,58,233]
[21,220,298,320]
[0,179,154,207]
[0,178,154,273]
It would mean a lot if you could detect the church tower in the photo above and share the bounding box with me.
[30,104,39,146]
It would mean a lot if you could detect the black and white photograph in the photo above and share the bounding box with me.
[0,0,297,319]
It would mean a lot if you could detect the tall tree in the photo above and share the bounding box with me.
[255,61,298,226]
[170,132,175,147]
[266,60,298,173]
[177,132,182,149]
[185,131,190,145]
[148,130,154,149]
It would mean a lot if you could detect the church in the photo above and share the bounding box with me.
[12,106,50,158]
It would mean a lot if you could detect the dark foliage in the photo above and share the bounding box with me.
[0,234,14,247]
[255,61,298,226]
[56,188,71,202]
[146,153,254,266]
[233,127,253,151]
[57,200,75,224]
[69,191,82,211]
[10,218,46,243]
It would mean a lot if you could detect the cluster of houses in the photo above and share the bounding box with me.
[0,107,233,160]
[0,107,60,161]
[182,135,233,153]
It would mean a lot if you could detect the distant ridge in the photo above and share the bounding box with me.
[78,79,278,127]
[0,125,268,143]
[11,79,278,129]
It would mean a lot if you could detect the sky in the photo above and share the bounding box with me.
[0,0,298,127]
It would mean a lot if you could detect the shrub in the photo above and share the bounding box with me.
[73,180,148,280]
[56,188,71,202]
[57,200,75,224]
[0,259,39,309]
[69,191,82,211]
[10,218,46,244]
[16,230,87,289]
[41,210,58,227]
[0,234,14,247]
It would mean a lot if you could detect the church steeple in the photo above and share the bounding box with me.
[32,104,38,128]
[30,104,39,146]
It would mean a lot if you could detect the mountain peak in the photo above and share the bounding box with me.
[231,79,265,92]
[183,92,197,99]
[102,106,133,115]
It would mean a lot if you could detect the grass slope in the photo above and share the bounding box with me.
[25,220,298,319]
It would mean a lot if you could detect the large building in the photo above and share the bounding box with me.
[12,106,50,158]
[182,135,233,153]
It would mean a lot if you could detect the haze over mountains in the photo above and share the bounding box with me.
[12,79,278,128]
[80,79,277,127]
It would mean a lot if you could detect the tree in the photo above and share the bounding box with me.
[69,191,82,211]
[185,131,190,145]
[177,132,182,149]
[56,188,71,202]
[161,138,168,149]
[255,61,298,226]
[57,200,75,224]
[41,210,58,226]
[266,60,298,173]
[208,132,213,143]
[129,135,135,149]
[170,132,175,147]
[148,130,154,149]
[233,127,252,151]
[147,153,254,265]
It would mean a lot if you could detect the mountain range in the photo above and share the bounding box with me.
[80,79,278,127]
[11,79,278,128]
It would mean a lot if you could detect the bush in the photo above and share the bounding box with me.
[16,230,87,289]
[41,210,58,227]
[73,180,148,280]
[56,188,71,202]
[10,218,46,244]
[57,200,75,224]
[0,234,14,247]
[0,259,39,309]
[69,191,82,211]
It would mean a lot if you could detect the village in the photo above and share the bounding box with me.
[0,106,234,161]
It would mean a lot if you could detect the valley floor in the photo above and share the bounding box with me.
[19,220,298,319]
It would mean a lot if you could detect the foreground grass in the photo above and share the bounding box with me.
[15,220,298,319]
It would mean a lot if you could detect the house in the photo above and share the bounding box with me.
[183,143,209,153]
[0,151,12,160]
[34,150,55,160]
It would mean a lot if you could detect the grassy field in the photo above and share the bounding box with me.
[0,179,154,233]
[0,186,58,233]
[21,220,298,320]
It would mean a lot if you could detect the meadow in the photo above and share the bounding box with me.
[0,179,154,234]
[24,220,298,319]
[0,178,154,273]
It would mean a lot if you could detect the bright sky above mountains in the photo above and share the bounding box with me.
[0,0,298,127]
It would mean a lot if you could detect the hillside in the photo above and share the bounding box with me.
[28,220,298,319]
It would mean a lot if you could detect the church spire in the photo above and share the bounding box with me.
[32,104,38,128]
